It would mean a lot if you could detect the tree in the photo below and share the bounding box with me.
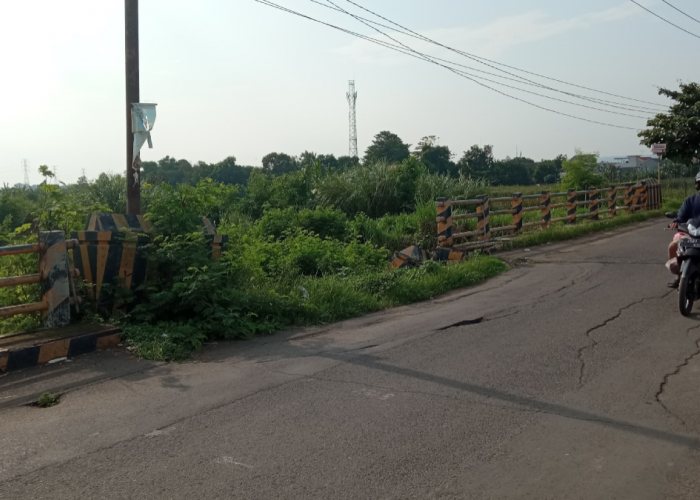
[533,160,559,184]
[639,82,700,164]
[337,155,360,170]
[209,156,252,186]
[491,157,534,186]
[560,150,605,190]
[413,136,455,176]
[457,145,494,178]
[317,154,339,172]
[363,131,410,164]
[262,152,299,176]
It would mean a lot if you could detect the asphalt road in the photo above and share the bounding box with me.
[2,218,700,499]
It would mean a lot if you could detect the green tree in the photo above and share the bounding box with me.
[491,157,534,186]
[209,156,252,186]
[639,82,700,164]
[337,155,360,170]
[262,152,299,176]
[413,136,455,176]
[363,131,410,164]
[457,145,494,179]
[533,160,559,184]
[560,150,605,190]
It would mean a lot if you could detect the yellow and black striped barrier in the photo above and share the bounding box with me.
[436,198,453,248]
[567,189,577,223]
[72,214,228,315]
[70,231,149,314]
[0,231,80,329]
[436,180,659,255]
[589,187,599,220]
[512,193,523,232]
[541,191,551,228]
[609,186,617,217]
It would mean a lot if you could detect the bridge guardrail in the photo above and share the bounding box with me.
[0,231,81,328]
[436,180,662,252]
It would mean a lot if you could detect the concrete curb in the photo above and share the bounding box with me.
[0,326,121,373]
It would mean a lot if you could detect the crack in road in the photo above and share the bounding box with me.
[577,291,674,387]
[654,325,700,425]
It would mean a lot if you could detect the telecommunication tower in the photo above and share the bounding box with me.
[22,159,30,187]
[346,80,358,158]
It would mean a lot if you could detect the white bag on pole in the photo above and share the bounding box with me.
[131,103,157,162]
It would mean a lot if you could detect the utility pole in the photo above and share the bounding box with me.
[22,159,30,187]
[347,81,358,158]
[125,0,141,214]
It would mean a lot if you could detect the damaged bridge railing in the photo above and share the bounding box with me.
[436,180,661,252]
[0,231,81,328]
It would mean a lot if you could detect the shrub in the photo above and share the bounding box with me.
[257,206,350,241]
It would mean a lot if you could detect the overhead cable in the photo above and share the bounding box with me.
[661,0,700,25]
[340,0,669,109]
[255,0,644,130]
[631,0,700,39]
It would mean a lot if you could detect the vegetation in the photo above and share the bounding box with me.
[639,82,700,165]
[2,127,694,360]
[36,392,59,408]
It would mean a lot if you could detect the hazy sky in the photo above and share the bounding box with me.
[1,0,698,185]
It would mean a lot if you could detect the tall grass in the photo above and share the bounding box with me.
[414,174,489,205]
[315,160,414,218]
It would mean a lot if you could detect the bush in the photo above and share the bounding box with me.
[257,206,350,241]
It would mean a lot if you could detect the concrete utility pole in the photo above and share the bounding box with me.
[125,0,141,214]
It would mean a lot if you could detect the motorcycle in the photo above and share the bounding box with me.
[666,212,700,316]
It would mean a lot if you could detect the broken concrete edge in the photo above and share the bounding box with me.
[0,327,122,373]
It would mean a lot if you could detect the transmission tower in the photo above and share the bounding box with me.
[346,80,358,158]
[22,159,30,187]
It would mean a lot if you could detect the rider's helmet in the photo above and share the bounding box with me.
[695,172,700,183]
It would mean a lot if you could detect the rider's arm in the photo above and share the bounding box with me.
[676,198,692,224]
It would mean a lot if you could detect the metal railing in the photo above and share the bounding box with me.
[436,181,661,252]
[0,231,81,328]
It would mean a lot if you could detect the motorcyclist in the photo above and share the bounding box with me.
[668,172,700,288]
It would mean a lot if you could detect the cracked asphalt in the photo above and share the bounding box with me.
[2,218,700,499]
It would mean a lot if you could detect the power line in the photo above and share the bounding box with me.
[255,0,643,130]
[310,0,666,112]
[338,0,669,110]
[662,0,700,25]
[324,0,651,119]
[631,0,700,39]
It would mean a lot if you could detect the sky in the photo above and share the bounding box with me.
[0,0,699,186]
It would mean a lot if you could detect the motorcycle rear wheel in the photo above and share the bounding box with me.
[679,276,695,317]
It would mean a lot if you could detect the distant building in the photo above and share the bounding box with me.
[613,155,659,171]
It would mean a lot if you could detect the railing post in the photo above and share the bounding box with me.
[609,185,617,217]
[641,181,648,210]
[512,193,523,233]
[541,191,551,228]
[436,198,453,248]
[477,195,491,243]
[625,183,634,213]
[567,189,577,224]
[39,231,71,329]
[589,187,599,220]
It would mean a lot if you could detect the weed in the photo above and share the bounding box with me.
[36,392,58,408]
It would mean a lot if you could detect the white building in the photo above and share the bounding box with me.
[613,155,659,171]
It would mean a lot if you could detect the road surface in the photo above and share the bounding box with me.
[2,218,700,499]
